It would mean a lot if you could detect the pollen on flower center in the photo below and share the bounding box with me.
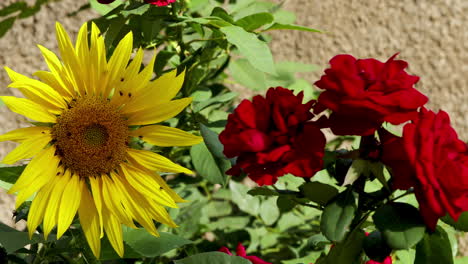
[51,96,129,177]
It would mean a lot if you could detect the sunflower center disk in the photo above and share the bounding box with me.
[52,97,129,177]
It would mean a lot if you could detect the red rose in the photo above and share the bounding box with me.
[367,257,392,264]
[144,0,176,6]
[219,243,272,264]
[381,108,468,229]
[314,54,428,136]
[219,87,326,185]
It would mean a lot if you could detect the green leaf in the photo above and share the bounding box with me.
[229,58,267,90]
[211,7,234,24]
[154,51,175,76]
[373,202,426,249]
[190,143,226,185]
[235,12,274,31]
[220,25,276,75]
[0,17,16,38]
[89,0,123,15]
[229,181,260,216]
[415,226,453,264]
[259,197,280,226]
[0,222,41,253]
[174,252,251,264]
[442,211,468,232]
[104,16,127,50]
[0,2,27,17]
[0,166,25,184]
[247,187,278,197]
[203,201,232,218]
[121,3,150,17]
[320,187,357,242]
[276,196,296,213]
[318,228,366,264]
[300,182,339,206]
[264,23,322,33]
[342,159,368,186]
[210,216,250,231]
[123,228,192,258]
[193,92,238,112]
[199,124,226,160]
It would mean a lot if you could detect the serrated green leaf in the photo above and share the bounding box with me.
[229,181,260,216]
[373,202,426,250]
[0,17,16,38]
[247,187,278,197]
[442,211,468,232]
[320,187,357,242]
[175,252,251,264]
[0,166,25,184]
[123,228,192,258]
[235,12,274,31]
[190,143,227,185]
[89,0,123,16]
[264,23,322,33]
[300,182,339,206]
[199,124,226,159]
[415,226,453,264]
[259,197,280,226]
[194,92,238,112]
[220,25,276,75]
[229,58,267,91]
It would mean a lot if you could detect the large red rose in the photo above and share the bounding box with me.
[219,87,326,185]
[381,108,468,229]
[314,54,428,136]
[219,243,272,264]
[144,0,176,6]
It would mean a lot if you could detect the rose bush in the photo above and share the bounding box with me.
[381,108,468,229]
[219,87,326,185]
[219,243,272,264]
[314,54,428,136]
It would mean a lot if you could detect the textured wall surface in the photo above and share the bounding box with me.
[270,0,468,140]
[0,0,467,251]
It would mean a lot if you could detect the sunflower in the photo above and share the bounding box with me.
[0,22,202,258]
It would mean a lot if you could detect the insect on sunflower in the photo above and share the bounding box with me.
[0,22,202,258]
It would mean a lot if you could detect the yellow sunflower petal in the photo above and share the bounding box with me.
[33,70,73,100]
[120,163,177,208]
[127,148,193,174]
[2,134,51,164]
[89,176,104,238]
[105,32,133,98]
[0,96,56,123]
[102,207,124,258]
[43,170,71,239]
[0,127,50,143]
[131,125,202,147]
[151,172,187,203]
[27,179,55,238]
[75,23,91,95]
[5,67,67,112]
[55,22,84,96]
[121,69,185,114]
[9,147,60,207]
[126,98,192,125]
[79,186,101,258]
[101,175,136,228]
[89,23,108,96]
[57,174,83,239]
[110,172,159,236]
[110,48,144,106]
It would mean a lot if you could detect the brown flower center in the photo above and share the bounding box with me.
[52,97,129,177]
